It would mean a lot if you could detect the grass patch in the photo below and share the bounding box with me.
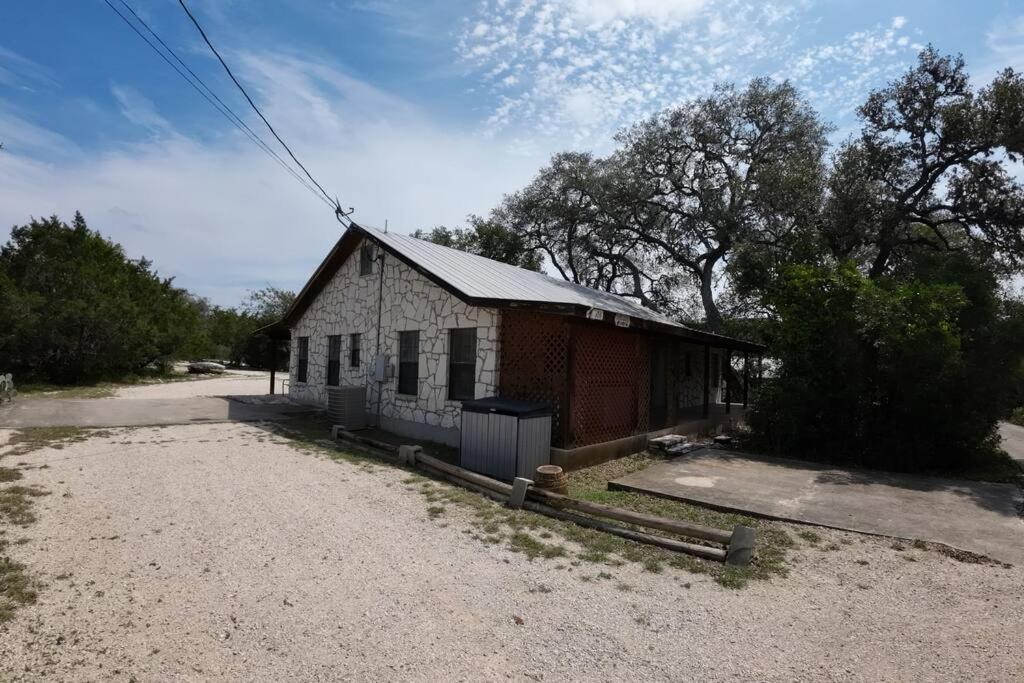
[566,452,795,588]
[0,468,23,483]
[0,556,39,622]
[508,532,567,560]
[0,486,50,526]
[2,427,92,458]
[270,417,795,589]
[797,530,822,544]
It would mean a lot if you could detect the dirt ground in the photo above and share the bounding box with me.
[1,422,1022,682]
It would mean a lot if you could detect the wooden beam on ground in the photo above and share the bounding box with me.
[527,487,733,544]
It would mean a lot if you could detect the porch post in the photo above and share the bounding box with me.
[742,351,749,408]
[269,339,277,395]
[702,343,710,419]
[724,348,732,414]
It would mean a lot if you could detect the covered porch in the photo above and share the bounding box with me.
[498,310,764,469]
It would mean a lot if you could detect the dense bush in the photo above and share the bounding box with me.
[751,261,1024,471]
[0,213,204,383]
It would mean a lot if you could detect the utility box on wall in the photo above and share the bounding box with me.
[460,398,552,481]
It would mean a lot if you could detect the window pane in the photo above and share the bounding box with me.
[297,337,309,383]
[399,331,419,362]
[349,333,361,367]
[449,365,475,400]
[326,336,341,386]
[448,328,476,400]
[398,331,419,394]
[450,328,476,364]
[359,244,373,275]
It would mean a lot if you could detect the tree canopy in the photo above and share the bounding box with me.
[0,213,293,383]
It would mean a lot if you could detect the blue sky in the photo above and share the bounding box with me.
[2,0,1023,305]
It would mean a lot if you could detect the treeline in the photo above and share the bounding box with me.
[0,212,292,384]
[418,48,1024,472]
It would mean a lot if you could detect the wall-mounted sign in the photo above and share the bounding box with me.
[585,308,605,321]
[614,314,630,328]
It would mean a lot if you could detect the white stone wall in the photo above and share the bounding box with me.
[288,238,500,444]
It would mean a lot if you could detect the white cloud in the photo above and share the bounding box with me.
[111,84,175,134]
[0,53,546,306]
[564,0,708,27]
[459,1,917,146]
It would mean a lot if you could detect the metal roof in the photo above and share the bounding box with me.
[281,222,765,351]
[360,223,683,327]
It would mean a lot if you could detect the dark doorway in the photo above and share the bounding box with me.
[649,340,670,429]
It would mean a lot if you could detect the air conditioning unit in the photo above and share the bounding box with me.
[326,386,367,430]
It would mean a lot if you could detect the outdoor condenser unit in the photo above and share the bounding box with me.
[460,398,552,481]
[326,386,368,430]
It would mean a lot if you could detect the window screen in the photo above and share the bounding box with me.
[349,333,361,368]
[326,335,341,386]
[296,337,309,383]
[397,331,419,396]
[448,328,477,400]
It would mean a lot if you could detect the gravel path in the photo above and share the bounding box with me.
[112,372,271,399]
[1,423,1021,681]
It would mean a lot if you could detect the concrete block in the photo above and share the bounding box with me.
[508,477,533,510]
[398,444,422,465]
[725,525,756,566]
[331,425,346,440]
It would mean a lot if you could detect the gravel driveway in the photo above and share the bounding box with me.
[112,371,271,399]
[1,423,1022,681]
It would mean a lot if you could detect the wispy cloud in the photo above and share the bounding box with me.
[458,1,917,146]
[111,84,176,134]
[0,51,545,305]
[0,45,58,90]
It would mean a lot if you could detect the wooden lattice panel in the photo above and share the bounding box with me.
[569,324,650,448]
[498,310,570,446]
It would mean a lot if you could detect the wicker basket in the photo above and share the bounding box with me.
[534,465,568,494]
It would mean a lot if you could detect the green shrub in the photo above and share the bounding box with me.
[751,261,1024,472]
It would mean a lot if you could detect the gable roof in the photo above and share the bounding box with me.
[281,223,764,351]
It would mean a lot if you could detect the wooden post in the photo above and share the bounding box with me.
[742,351,749,408]
[724,349,732,414]
[269,340,277,395]
[702,343,710,419]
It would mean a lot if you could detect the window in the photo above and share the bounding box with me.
[448,328,477,400]
[296,337,309,383]
[326,335,341,386]
[359,244,374,275]
[349,333,361,368]
[684,351,692,378]
[397,331,419,396]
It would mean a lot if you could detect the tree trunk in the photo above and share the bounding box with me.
[700,270,724,333]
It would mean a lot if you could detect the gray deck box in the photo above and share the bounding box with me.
[460,398,552,481]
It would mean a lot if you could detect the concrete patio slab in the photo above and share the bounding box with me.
[611,448,1024,565]
[0,395,317,429]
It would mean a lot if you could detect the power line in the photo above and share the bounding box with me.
[101,0,334,209]
[112,0,331,209]
[176,0,351,224]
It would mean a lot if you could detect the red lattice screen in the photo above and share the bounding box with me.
[569,324,650,448]
[498,311,570,446]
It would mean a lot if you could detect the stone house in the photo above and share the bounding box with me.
[277,223,764,467]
